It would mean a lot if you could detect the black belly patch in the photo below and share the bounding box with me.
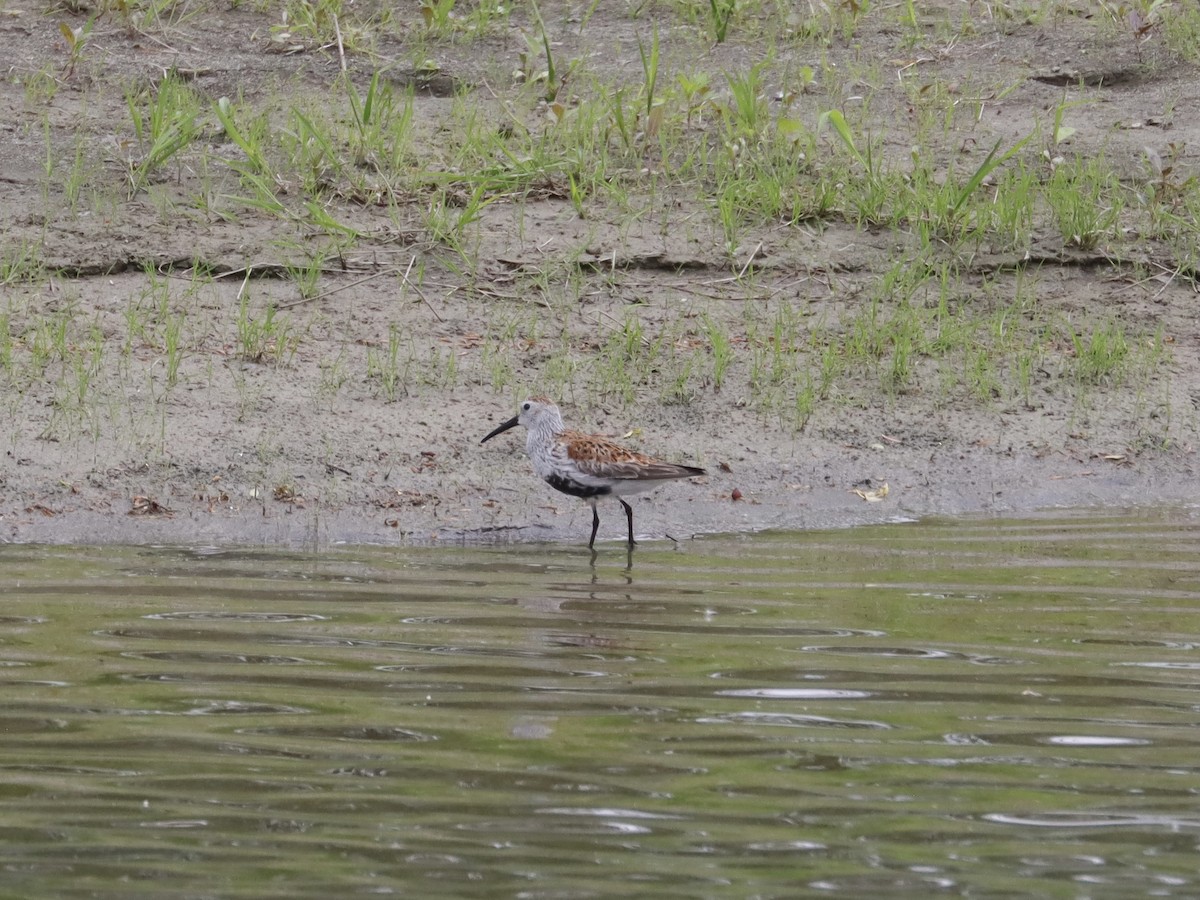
[545,473,610,499]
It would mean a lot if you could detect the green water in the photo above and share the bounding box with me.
[2,512,1199,898]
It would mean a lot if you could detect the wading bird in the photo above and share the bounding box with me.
[481,398,705,549]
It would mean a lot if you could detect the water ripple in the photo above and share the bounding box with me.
[715,688,872,700]
[984,812,1200,829]
[237,725,437,742]
[3,512,1200,896]
[697,712,891,729]
[143,612,330,622]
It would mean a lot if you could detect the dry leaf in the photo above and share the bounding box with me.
[129,496,173,517]
[852,483,890,502]
[273,484,303,504]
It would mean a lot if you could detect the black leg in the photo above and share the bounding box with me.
[588,505,600,549]
[620,499,635,547]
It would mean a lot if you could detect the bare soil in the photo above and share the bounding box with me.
[1,2,1197,548]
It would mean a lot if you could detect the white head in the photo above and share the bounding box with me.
[480,397,565,444]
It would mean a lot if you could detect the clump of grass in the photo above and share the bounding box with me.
[270,0,372,53]
[162,311,185,388]
[966,345,1001,401]
[676,70,711,126]
[1045,155,1124,250]
[821,109,891,226]
[28,304,73,378]
[987,163,1039,251]
[56,135,102,216]
[213,96,285,213]
[366,323,409,401]
[421,0,456,33]
[235,292,298,366]
[662,352,699,405]
[0,242,46,286]
[742,306,833,433]
[58,15,95,78]
[344,71,415,173]
[425,344,459,390]
[591,312,648,406]
[278,242,327,301]
[910,136,1031,246]
[708,0,735,43]
[721,62,769,140]
[1069,319,1129,385]
[1161,1,1200,61]
[703,313,733,390]
[638,26,662,133]
[125,74,202,196]
[522,0,563,101]
[315,349,350,411]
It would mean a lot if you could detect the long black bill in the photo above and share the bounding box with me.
[480,415,519,444]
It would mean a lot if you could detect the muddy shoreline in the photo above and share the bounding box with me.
[2,3,1198,548]
[4,429,1193,548]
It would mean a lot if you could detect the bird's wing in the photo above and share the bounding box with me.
[562,431,702,481]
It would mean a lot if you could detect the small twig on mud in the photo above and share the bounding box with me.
[736,242,762,280]
[399,256,444,322]
[694,244,766,290]
[237,268,252,303]
[333,14,346,71]
[277,268,395,309]
[472,286,526,303]
[210,263,291,280]
[1138,259,1198,299]
[583,312,652,350]
[1149,263,1181,301]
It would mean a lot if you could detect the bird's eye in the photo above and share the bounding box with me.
[522,402,531,411]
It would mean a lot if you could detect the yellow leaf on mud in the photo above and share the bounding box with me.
[852,483,890,502]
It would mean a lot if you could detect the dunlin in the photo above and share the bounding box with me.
[481,397,706,549]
